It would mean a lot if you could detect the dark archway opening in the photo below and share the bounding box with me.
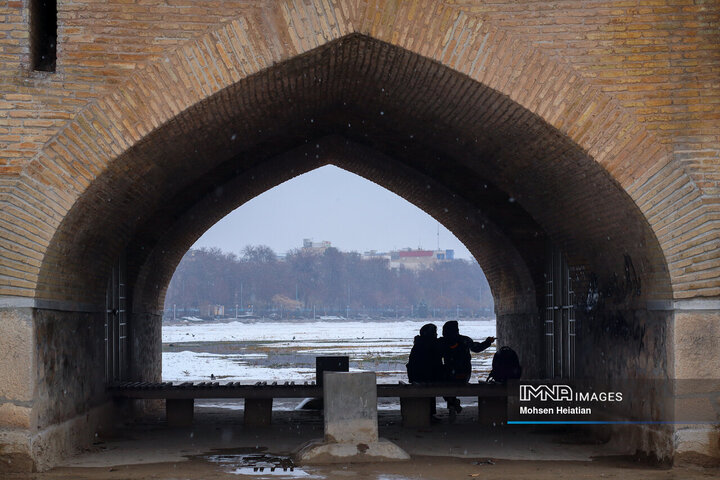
[159,165,498,398]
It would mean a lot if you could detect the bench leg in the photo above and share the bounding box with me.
[478,396,507,425]
[244,398,273,427]
[401,397,433,427]
[167,399,194,427]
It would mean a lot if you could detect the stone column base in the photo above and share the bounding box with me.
[674,428,720,466]
[1,402,115,473]
[294,438,410,464]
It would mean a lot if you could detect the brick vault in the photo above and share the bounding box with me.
[0,0,718,472]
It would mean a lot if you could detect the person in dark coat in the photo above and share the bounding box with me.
[438,320,495,415]
[406,323,444,420]
[406,323,444,383]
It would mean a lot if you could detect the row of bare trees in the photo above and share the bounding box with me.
[164,246,493,316]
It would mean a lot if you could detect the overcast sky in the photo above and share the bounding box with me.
[193,165,475,260]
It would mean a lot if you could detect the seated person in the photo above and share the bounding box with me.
[438,320,495,415]
[406,323,444,383]
[406,323,444,421]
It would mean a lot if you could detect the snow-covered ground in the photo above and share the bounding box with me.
[162,319,497,385]
[163,319,495,343]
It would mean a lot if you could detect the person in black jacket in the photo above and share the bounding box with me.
[406,323,444,383]
[406,323,444,420]
[438,320,495,415]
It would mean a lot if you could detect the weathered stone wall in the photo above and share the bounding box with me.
[0,308,34,472]
[673,308,720,463]
[126,312,162,416]
[0,307,114,472]
[579,306,675,461]
[578,309,671,381]
[128,313,162,384]
[32,309,107,428]
[496,313,543,380]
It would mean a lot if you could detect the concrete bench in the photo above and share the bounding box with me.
[110,381,322,427]
[377,382,509,427]
[110,381,509,428]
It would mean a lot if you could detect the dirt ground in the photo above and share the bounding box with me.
[7,402,719,480]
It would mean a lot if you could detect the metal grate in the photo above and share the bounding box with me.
[545,249,555,379]
[545,246,576,379]
[105,254,128,382]
[566,267,576,379]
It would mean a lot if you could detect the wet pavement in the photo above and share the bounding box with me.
[6,405,719,480]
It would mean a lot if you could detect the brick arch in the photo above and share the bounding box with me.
[20,30,677,395]
[3,0,705,309]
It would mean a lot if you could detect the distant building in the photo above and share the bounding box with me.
[390,248,453,270]
[302,238,332,255]
[303,239,455,270]
[363,247,455,270]
[199,304,225,317]
[362,250,392,262]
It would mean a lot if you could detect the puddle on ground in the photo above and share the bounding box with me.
[206,453,316,478]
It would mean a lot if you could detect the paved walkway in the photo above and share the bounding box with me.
[10,403,718,479]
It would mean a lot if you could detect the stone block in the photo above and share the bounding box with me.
[0,430,33,473]
[674,311,720,379]
[294,372,409,464]
[294,438,410,464]
[674,396,719,425]
[675,428,720,459]
[0,403,31,429]
[29,402,116,472]
[324,372,377,444]
[0,309,34,402]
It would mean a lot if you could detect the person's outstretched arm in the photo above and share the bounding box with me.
[469,336,495,353]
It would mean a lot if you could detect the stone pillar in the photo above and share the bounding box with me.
[324,372,378,444]
[128,312,163,417]
[294,372,409,464]
[1,305,116,473]
[129,312,162,384]
[166,399,194,427]
[673,306,720,464]
[0,308,35,473]
[495,296,541,379]
[244,398,273,427]
[400,397,432,427]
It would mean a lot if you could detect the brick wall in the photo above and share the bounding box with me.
[1,0,717,304]
[0,1,719,306]
[1,1,717,177]
[448,0,719,190]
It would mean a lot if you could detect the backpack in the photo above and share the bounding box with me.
[487,346,522,383]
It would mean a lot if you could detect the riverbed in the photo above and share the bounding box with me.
[162,318,497,385]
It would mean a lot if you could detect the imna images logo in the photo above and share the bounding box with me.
[519,384,624,403]
[520,384,573,402]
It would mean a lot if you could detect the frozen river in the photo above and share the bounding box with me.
[162,318,497,385]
